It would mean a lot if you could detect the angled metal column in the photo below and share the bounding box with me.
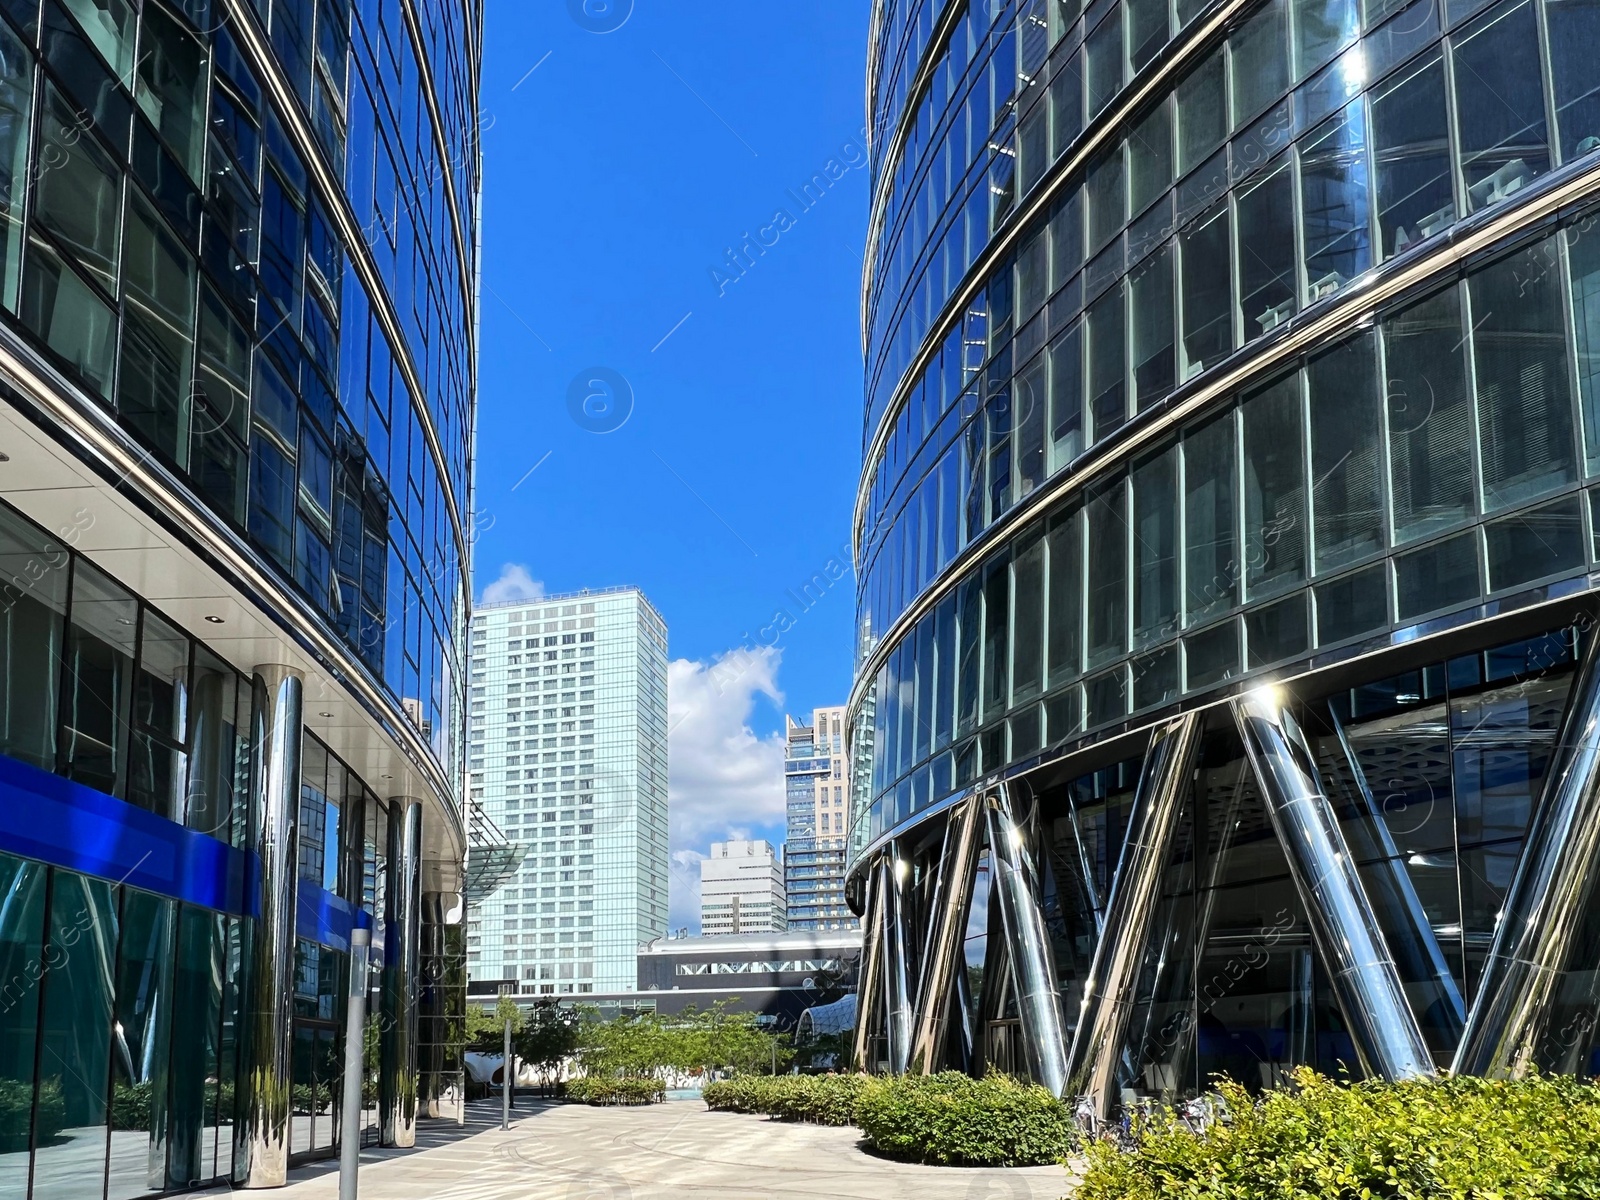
[985,781,1070,1097]
[1234,687,1434,1080]
[878,846,915,1075]
[1325,708,1465,1044]
[239,665,302,1188]
[1064,713,1200,1117]
[382,797,423,1146]
[1454,629,1600,1078]
[909,796,983,1072]
[851,859,885,1073]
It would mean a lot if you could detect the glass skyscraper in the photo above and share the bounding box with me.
[465,587,670,997]
[0,0,478,1192]
[784,706,858,930]
[849,0,1600,1122]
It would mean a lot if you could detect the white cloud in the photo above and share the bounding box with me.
[667,646,788,931]
[480,563,544,605]
[668,850,704,936]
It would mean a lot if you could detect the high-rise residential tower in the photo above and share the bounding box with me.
[849,0,1600,1119]
[465,587,670,995]
[700,839,787,935]
[784,706,856,930]
[0,0,479,1191]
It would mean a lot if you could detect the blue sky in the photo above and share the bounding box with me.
[474,2,871,920]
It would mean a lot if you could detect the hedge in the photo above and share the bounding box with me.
[854,1072,1076,1167]
[706,1072,1074,1166]
[1079,1068,1600,1200]
[565,1076,665,1106]
[702,1074,864,1125]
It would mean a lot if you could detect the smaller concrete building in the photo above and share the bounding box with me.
[700,839,787,935]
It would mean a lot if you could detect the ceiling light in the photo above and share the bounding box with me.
[204,615,225,624]
[318,711,333,718]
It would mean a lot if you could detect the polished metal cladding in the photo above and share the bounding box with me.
[878,847,915,1075]
[239,665,302,1189]
[1063,714,1200,1118]
[852,860,885,1073]
[1454,631,1600,1078]
[909,797,983,1072]
[382,797,423,1147]
[1326,708,1465,1043]
[1234,688,1434,1081]
[984,781,1071,1097]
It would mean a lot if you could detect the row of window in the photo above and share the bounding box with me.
[860,0,1600,648]
[857,211,1600,835]
[861,0,1600,534]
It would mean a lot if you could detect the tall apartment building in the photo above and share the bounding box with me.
[465,588,669,995]
[700,839,787,935]
[784,707,856,930]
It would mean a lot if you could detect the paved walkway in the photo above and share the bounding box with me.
[238,1099,1078,1200]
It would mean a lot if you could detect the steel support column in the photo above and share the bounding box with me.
[909,796,983,1072]
[851,860,885,1073]
[1326,708,1465,1044]
[382,797,423,1146]
[1064,713,1200,1117]
[1235,687,1434,1080]
[239,665,302,1188]
[1454,629,1600,1078]
[984,781,1070,1097]
[879,847,915,1075]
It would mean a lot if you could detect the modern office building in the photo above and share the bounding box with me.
[464,587,670,996]
[700,838,787,935]
[783,707,857,930]
[0,0,481,1191]
[848,0,1600,1123]
[633,929,863,1024]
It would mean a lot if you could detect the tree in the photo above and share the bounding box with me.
[515,1002,581,1093]
[464,994,525,1053]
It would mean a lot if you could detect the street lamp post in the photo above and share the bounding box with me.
[338,927,371,1200]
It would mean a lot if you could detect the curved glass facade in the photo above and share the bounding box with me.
[851,0,1600,1108]
[0,0,478,1191]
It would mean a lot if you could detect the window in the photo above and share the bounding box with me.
[1469,243,1576,511]
[1384,286,1474,542]
[1547,0,1600,162]
[1132,443,1180,645]
[1298,100,1369,300]
[1371,55,1453,259]
[1183,410,1238,623]
[1178,204,1231,377]
[1176,49,1226,173]
[1236,164,1297,339]
[1452,2,1549,215]
[1307,333,1384,571]
[1241,374,1306,599]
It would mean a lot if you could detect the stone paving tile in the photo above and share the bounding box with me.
[225,1099,1080,1200]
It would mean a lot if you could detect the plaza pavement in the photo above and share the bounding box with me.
[211,1098,1080,1200]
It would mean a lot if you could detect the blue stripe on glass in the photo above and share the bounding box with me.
[0,751,256,916]
[296,883,361,951]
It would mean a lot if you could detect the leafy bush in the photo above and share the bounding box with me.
[1079,1068,1600,1200]
[565,1076,665,1106]
[0,1077,61,1150]
[702,1074,865,1125]
[854,1072,1075,1167]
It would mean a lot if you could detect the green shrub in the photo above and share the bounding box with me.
[0,1077,60,1150]
[703,1074,865,1125]
[854,1072,1075,1167]
[566,1076,665,1106]
[1079,1068,1600,1200]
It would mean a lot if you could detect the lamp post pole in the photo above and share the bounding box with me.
[338,927,371,1200]
[501,1014,512,1130]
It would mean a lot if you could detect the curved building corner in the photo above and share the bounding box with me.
[0,0,480,1190]
[848,0,1600,1122]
